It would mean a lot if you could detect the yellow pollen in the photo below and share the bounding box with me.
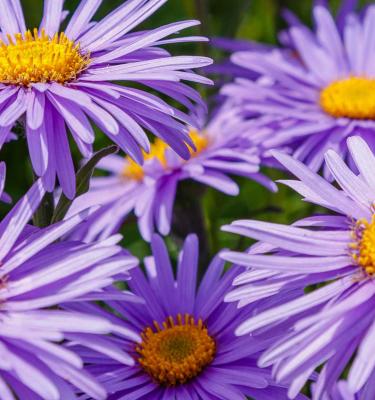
[320,77,375,120]
[136,314,216,386]
[351,216,375,276]
[0,28,90,86]
[189,128,209,154]
[122,129,209,181]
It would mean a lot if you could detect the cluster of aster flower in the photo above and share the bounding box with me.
[0,0,374,399]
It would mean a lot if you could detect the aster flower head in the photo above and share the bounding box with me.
[0,0,212,198]
[67,100,277,243]
[71,234,303,400]
[0,175,140,399]
[222,2,375,176]
[221,136,375,398]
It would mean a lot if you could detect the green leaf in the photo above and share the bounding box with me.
[33,191,54,228]
[51,145,118,224]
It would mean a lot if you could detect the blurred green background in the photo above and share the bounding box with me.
[3,0,372,261]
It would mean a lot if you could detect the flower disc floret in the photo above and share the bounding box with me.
[136,313,215,386]
[320,77,375,120]
[351,216,375,276]
[0,28,90,86]
[123,130,208,181]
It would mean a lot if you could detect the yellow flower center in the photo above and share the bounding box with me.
[136,314,216,386]
[320,77,375,120]
[122,129,209,181]
[0,28,90,86]
[189,129,209,154]
[351,216,375,276]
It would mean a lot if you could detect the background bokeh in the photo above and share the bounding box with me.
[4,0,372,261]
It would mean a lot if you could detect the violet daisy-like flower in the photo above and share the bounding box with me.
[67,101,276,242]
[69,234,304,400]
[0,0,212,198]
[222,2,375,177]
[221,136,375,398]
[0,176,140,399]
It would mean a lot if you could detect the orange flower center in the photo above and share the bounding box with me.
[136,314,216,386]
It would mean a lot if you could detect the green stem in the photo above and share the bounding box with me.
[171,181,211,279]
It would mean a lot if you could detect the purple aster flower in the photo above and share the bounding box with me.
[66,101,277,243]
[0,0,212,199]
[221,136,375,398]
[222,2,375,177]
[0,177,140,399]
[68,234,304,400]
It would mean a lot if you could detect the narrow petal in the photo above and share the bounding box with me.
[40,0,64,36]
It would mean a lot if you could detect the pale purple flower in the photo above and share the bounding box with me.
[221,136,375,399]
[222,3,375,178]
[0,176,139,399]
[0,0,212,198]
[67,101,277,242]
[68,234,304,400]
